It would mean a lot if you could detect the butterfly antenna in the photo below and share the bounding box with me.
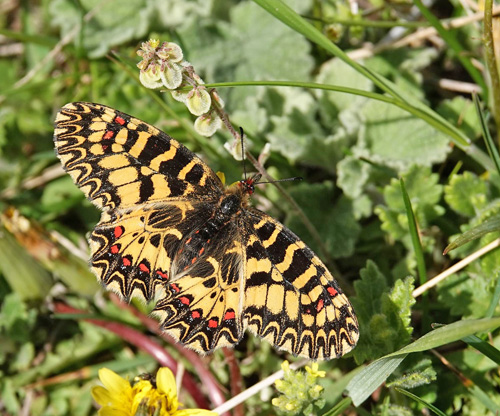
[239,127,247,180]
[254,177,303,185]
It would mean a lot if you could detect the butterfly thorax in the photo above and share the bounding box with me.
[173,174,261,273]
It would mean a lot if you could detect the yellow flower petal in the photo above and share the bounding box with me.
[98,368,132,397]
[99,407,130,416]
[174,409,218,416]
[156,367,177,400]
[92,385,116,407]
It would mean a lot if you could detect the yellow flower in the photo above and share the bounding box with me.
[91,367,217,416]
[305,362,326,379]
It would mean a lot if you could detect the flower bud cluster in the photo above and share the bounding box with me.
[137,39,224,136]
[272,361,326,415]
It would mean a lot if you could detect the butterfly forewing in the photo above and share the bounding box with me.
[54,102,223,210]
[54,102,359,360]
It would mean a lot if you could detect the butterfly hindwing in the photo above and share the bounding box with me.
[243,209,359,360]
[54,102,223,210]
[89,200,216,301]
[153,223,245,352]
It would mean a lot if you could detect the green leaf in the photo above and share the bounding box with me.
[351,262,414,363]
[376,165,443,249]
[337,157,371,199]
[178,1,314,106]
[347,317,500,406]
[390,317,500,357]
[474,93,500,176]
[315,58,373,113]
[49,0,155,58]
[286,182,360,258]
[387,361,436,389]
[359,101,451,170]
[444,171,488,217]
[347,355,408,406]
[437,96,482,140]
[385,277,416,339]
[438,272,495,319]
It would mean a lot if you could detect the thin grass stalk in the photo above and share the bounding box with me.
[484,0,500,144]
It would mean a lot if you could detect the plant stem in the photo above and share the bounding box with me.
[484,0,500,145]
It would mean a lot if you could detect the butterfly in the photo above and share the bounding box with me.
[54,102,359,360]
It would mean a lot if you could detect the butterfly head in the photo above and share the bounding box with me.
[238,174,262,196]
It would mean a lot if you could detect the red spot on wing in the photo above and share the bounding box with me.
[185,237,192,244]
[114,226,124,238]
[191,257,197,264]
[224,311,236,320]
[115,116,126,125]
[198,247,205,256]
[102,144,109,151]
[327,287,338,297]
[103,130,114,140]
[110,245,120,254]
[122,257,132,267]
[171,283,180,293]
[192,311,201,319]
[179,296,190,305]
[208,319,218,328]
[207,239,211,244]
[139,263,150,273]
[316,298,324,312]
[156,270,168,279]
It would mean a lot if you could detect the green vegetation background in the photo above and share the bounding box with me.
[1,0,500,415]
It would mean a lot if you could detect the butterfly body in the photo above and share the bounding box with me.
[54,102,359,360]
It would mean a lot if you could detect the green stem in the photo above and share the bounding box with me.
[484,0,500,145]
[205,80,495,171]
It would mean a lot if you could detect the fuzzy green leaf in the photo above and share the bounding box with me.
[49,0,155,58]
[376,165,444,249]
[286,182,360,258]
[351,262,415,363]
[438,271,495,319]
[444,172,488,217]
[337,156,371,199]
[359,101,451,170]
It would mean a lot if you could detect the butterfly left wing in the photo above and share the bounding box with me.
[54,102,223,211]
[152,223,245,353]
[242,209,359,360]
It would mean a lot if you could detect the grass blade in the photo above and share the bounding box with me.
[395,388,447,416]
[474,93,500,175]
[400,178,426,284]
[347,317,500,405]
[462,334,500,364]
